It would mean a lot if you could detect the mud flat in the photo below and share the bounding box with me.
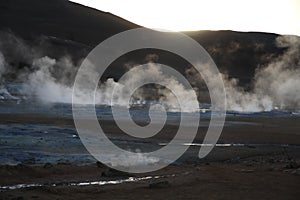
[0,114,300,199]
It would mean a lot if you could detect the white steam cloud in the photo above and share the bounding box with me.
[23,56,74,103]
[186,35,300,112]
[225,35,300,112]
[23,57,197,112]
[1,32,299,113]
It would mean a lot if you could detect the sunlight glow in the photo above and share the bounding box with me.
[71,0,300,35]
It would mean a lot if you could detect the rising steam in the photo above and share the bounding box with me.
[225,35,300,112]
[0,52,5,80]
[186,35,300,112]
[23,57,197,112]
[0,32,299,113]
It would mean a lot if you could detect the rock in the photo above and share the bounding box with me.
[149,181,170,189]
[285,161,299,169]
[196,166,202,171]
[22,158,36,165]
[267,167,275,172]
[12,196,24,200]
[243,160,254,166]
[268,158,275,163]
[291,170,297,174]
[283,169,292,173]
[96,161,106,168]
[43,163,54,169]
[57,159,71,165]
[227,157,241,164]
[15,164,28,170]
[239,169,255,173]
[101,168,131,177]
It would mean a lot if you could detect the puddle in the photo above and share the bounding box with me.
[159,143,300,148]
[0,174,174,190]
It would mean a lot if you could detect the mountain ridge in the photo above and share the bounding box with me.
[0,0,291,86]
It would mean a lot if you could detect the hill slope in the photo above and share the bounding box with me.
[0,0,287,86]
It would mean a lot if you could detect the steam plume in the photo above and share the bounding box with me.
[1,31,300,113]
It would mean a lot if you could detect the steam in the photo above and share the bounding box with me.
[23,57,197,112]
[186,35,300,112]
[0,51,19,100]
[253,36,300,110]
[0,52,5,80]
[101,63,198,112]
[0,31,299,113]
[225,35,300,112]
[23,56,76,103]
[101,151,160,167]
[222,75,274,112]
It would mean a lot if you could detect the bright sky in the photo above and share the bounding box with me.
[71,0,300,36]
